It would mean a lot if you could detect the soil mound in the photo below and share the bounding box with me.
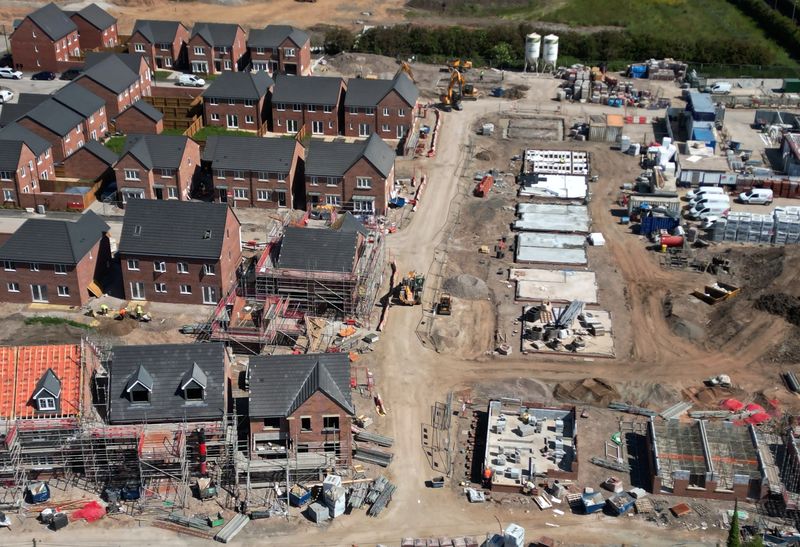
[475,150,494,161]
[553,378,620,405]
[443,274,489,300]
[755,293,800,326]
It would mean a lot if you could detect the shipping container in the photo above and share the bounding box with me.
[639,211,680,235]
[785,78,800,93]
[627,195,681,215]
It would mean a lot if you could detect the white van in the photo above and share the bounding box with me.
[688,201,730,220]
[738,188,773,205]
[686,186,725,200]
[710,81,732,94]
[689,193,730,207]
[176,74,205,87]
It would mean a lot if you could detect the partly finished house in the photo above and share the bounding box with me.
[304,134,396,215]
[0,124,54,208]
[344,72,419,140]
[247,25,311,76]
[113,134,200,202]
[0,211,110,305]
[271,75,345,136]
[248,352,354,472]
[10,3,81,72]
[118,200,241,305]
[202,71,273,133]
[128,19,189,71]
[202,135,302,208]
[188,22,247,75]
[66,3,118,49]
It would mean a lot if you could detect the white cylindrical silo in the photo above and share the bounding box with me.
[525,33,541,67]
[543,34,559,65]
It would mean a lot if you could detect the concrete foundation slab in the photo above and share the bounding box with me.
[510,269,598,303]
[514,204,591,233]
[519,174,587,199]
[515,247,587,265]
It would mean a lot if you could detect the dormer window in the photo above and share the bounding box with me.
[126,364,153,404]
[37,397,56,411]
[32,368,61,413]
[181,362,207,401]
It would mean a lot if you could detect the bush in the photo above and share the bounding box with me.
[324,27,355,55]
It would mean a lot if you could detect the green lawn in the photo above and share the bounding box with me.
[24,316,93,330]
[161,128,187,136]
[190,126,255,141]
[104,135,126,154]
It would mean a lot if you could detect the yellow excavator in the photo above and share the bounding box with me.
[397,271,424,305]
[440,69,478,112]
[447,59,473,71]
[398,60,416,83]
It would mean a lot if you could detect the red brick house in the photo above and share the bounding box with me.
[114,134,200,203]
[304,134,395,215]
[0,125,54,208]
[118,200,241,305]
[113,101,164,135]
[67,3,117,50]
[10,3,81,72]
[344,72,419,140]
[247,25,310,76]
[52,83,108,141]
[74,53,152,118]
[202,71,273,133]
[0,211,111,306]
[188,23,246,75]
[248,353,354,465]
[202,135,302,208]
[271,75,345,136]
[61,140,117,182]
[17,99,87,163]
[128,20,189,72]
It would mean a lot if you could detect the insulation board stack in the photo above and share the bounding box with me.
[774,208,800,245]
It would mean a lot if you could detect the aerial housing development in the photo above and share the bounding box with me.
[3,1,800,546]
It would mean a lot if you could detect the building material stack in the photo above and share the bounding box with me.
[774,208,800,244]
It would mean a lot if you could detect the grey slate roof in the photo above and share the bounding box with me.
[0,123,51,156]
[203,71,273,100]
[22,99,84,137]
[119,100,163,123]
[248,25,309,49]
[71,3,116,30]
[333,212,368,237]
[0,210,109,265]
[79,55,138,94]
[118,199,233,260]
[0,93,49,127]
[248,353,353,417]
[34,368,62,398]
[344,72,419,108]
[126,364,153,391]
[202,135,296,172]
[271,74,343,105]
[67,139,117,166]
[0,140,25,172]
[108,343,227,424]
[276,226,358,273]
[181,362,208,390]
[26,3,77,41]
[132,20,185,44]
[52,83,105,118]
[306,133,395,178]
[191,22,241,47]
[85,52,144,75]
[121,134,189,170]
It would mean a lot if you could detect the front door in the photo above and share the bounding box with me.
[226,114,238,128]
[154,187,163,200]
[31,284,47,302]
[214,60,222,72]
[130,282,145,300]
[277,190,287,207]
[218,187,228,203]
[202,286,217,304]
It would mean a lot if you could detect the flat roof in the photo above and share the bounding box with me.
[514,203,591,233]
[510,268,598,303]
[680,154,730,172]
[689,92,715,115]
[520,174,587,199]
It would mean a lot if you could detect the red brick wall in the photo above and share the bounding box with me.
[129,27,188,71]
[344,91,415,139]
[219,208,242,293]
[188,28,246,75]
[307,157,394,215]
[17,118,84,163]
[61,147,113,181]
[114,107,163,134]
[203,95,267,133]
[71,15,118,49]
[272,101,341,136]
[0,237,107,306]
[82,106,108,141]
[0,143,47,208]
[11,20,79,72]
[74,77,125,119]
[114,155,155,198]
[119,255,226,305]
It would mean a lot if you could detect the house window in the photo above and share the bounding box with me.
[165,58,172,67]
[233,170,244,180]
[307,104,316,112]
[215,170,225,179]
[127,259,139,271]
[194,46,204,55]
[323,416,340,431]
[209,97,218,105]
[276,103,285,111]
[382,124,390,132]
[256,189,270,201]
[292,104,301,112]
[168,187,178,199]
[349,106,358,115]
[154,282,167,293]
[257,171,268,181]
[256,47,265,54]
[312,120,323,134]
[30,263,39,272]
[185,385,204,400]
[398,108,406,117]
[6,282,19,292]
[19,166,26,177]
[2,189,12,202]
[0,171,11,180]
[277,173,286,182]
[325,194,340,206]
[38,397,56,411]
[130,388,149,403]
[134,43,145,52]
[159,168,175,178]
[359,123,370,137]
[180,284,192,294]
[323,105,333,113]
[124,169,140,181]
[228,98,236,106]
[177,262,189,274]
[245,115,254,124]
[365,107,375,116]
[301,417,312,431]
[159,43,170,51]
[233,188,248,199]
[244,99,255,107]
[354,197,375,213]
[356,177,371,189]
[329,121,334,129]
[286,119,298,133]
[203,264,215,276]
[309,176,319,186]
[57,286,70,297]
[326,177,340,186]
[154,261,166,272]
[54,264,67,275]
[382,107,389,116]
[211,113,220,121]
[285,48,295,57]
[263,417,281,429]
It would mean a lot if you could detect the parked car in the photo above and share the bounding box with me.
[710,81,732,94]
[738,188,773,205]
[689,193,731,207]
[176,74,205,87]
[60,68,82,80]
[686,186,725,201]
[0,67,22,80]
[0,89,13,103]
[31,71,56,81]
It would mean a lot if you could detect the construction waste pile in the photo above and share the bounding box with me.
[557,65,670,109]
[625,58,688,81]
[304,474,397,523]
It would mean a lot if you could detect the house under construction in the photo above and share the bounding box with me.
[254,213,385,326]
